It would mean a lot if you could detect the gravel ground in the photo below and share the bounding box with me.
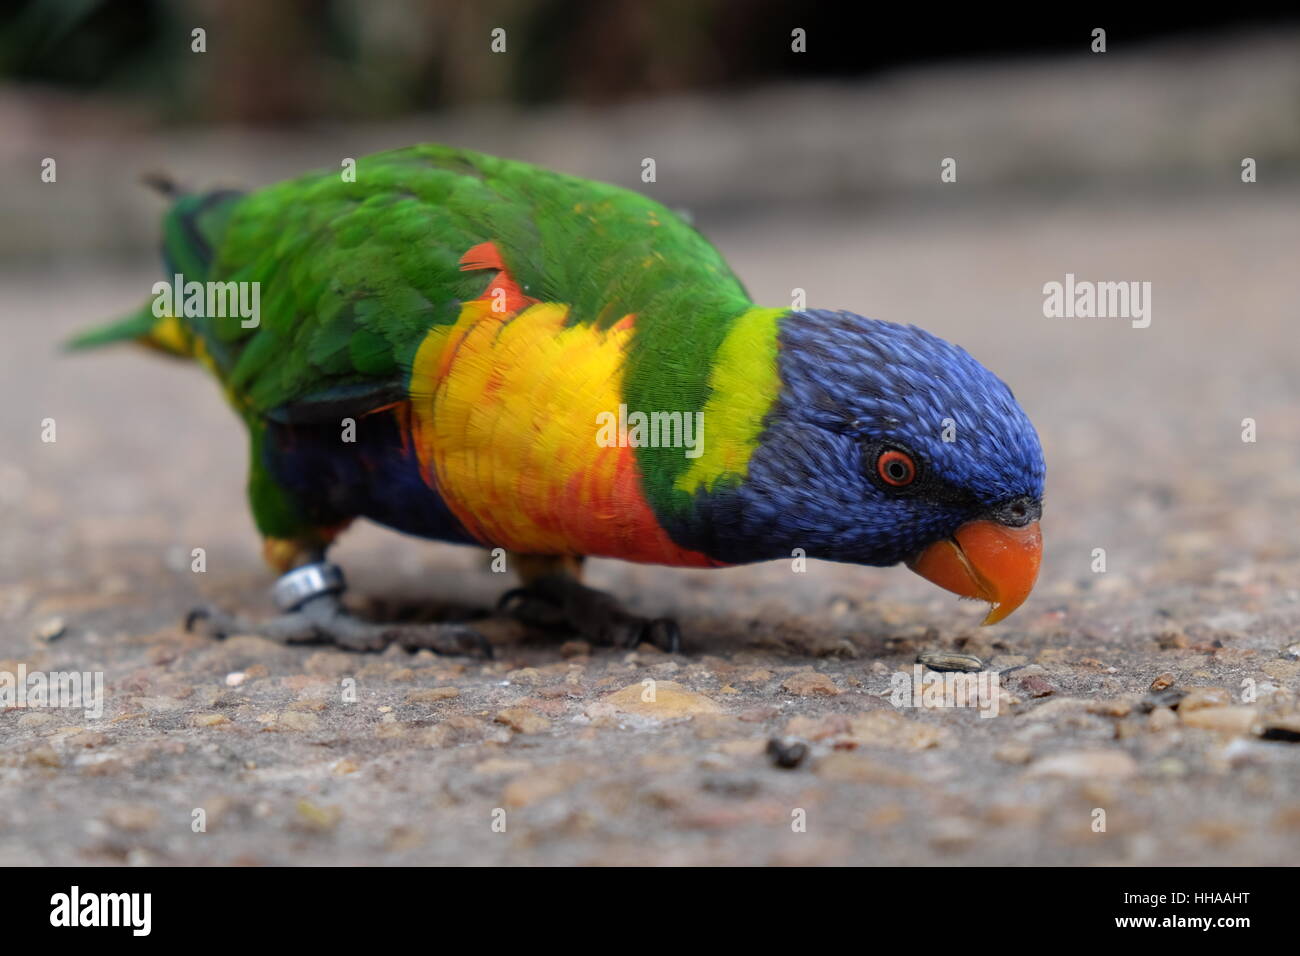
[2,187,1298,866]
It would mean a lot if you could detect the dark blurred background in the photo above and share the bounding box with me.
[3,1,1297,121]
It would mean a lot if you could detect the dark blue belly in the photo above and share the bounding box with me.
[262,409,480,546]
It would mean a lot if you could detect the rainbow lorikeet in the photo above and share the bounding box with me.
[71,145,1044,655]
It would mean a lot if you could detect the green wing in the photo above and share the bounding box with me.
[177,145,754,419]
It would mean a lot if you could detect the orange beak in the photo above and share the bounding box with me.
[906,520,1042,625]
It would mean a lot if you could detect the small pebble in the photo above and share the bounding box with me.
[295,800,342,832]
[494,707,552,734]
[1139,686,1187,712]
[1179,687,1232,712]
[1026,748,1138,780]
[1018,675,1057,698]
[105,805,160,832]
[405,687,459,703]
[994,742,1034,764]
[766,736,809,769]
[1156,629,1189,650]
[35,617,66,642]
[917,650,984,673]
[1180,706,1257,734]
[781,672,841,696]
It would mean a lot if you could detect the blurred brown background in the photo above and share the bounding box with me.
[3,2,1299,262]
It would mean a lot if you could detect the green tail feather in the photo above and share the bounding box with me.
[64,305,154,350]
[64,304,191,357]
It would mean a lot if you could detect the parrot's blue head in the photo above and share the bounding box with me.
[712,309,1045,624]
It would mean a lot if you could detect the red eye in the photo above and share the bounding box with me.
[876,449,916,487]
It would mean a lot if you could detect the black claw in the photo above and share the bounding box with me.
[184,605,230,639]
[498,580,683,654]
[645,618,682,654]
[499,593,569,631]
[618,623,643,649]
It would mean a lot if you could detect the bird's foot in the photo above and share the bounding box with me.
[498,575,681,652]
[186,595,491,656]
